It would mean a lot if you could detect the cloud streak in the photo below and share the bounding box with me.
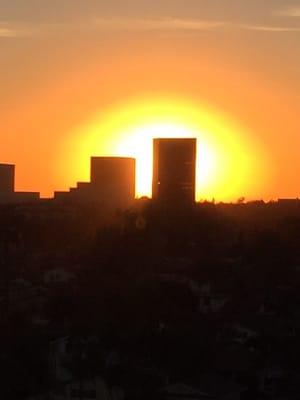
[241,23,300,32]
[276,6,300,17]
[0,22,32,38]
[0,28,17,37]
[0,25,22,38]
[91,17,300,34]
[0,17,226,39]
[1,16,300,39]
[92,17,225,31]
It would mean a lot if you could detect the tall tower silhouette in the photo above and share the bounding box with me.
[152,138,196,205]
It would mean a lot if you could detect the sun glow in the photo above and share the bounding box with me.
[114,122,217,198]
[60,97,266,202]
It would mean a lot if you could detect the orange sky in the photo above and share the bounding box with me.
[1,1,300,200]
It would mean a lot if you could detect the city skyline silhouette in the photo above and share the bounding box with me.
[1,2,300,399]
[1,2,300,200]
[1,136,299,206]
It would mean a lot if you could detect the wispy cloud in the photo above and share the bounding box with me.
[276,6,300,17]
[0,22,32,38]
[0,17,226,39]
[92,17,225,31]
[92,17,300,35]
[0,24,23,38]
[0,28,18,37]
[241,23,300,32]
[1,16,300,39]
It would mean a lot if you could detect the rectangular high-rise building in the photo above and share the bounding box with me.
[0,164,15,196]
[90,157,136,208]
[152,138,196,204]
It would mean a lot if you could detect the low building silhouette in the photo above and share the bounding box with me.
[90,156,135,208]
[0,163,39,204]
[55,156,136,210]
[13,192,40,203]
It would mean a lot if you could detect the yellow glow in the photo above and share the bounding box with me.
[60,96,267,202]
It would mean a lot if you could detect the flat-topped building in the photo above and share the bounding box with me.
[90,157,136,208]
[152,138,197,205]
[0,164,15,199]
[0,163,40,204]
[54,157,136,209]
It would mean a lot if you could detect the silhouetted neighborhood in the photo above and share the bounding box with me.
[1,139,300,399]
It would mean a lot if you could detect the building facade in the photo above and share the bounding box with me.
[90,157,136,208]
[0,164,15,198]
[152,138,196,205]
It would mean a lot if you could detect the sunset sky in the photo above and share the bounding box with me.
[1,0,300,201]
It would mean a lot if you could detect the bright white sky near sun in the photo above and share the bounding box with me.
[0,0,300,200]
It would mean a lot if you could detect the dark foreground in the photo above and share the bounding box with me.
[1,199,300,399]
